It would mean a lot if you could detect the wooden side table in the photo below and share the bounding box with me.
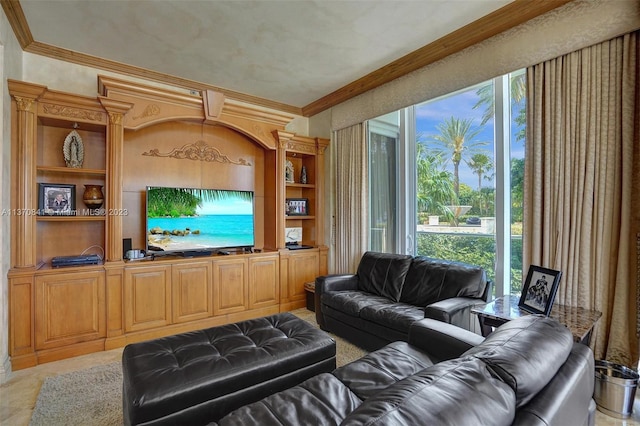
[304,281,316,312]
[472,295,602,345]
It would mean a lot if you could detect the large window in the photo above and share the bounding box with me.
[368,114,400,254]
[368,71,525,296]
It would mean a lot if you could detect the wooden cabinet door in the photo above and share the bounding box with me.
[287,251,319,301]
[124,265,172,332]
[172,261,213,323]
[213,258,248,315]
[35,270,106,350]
[248,255,279,309]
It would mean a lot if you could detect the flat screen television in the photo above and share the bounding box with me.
[146,186,255,255]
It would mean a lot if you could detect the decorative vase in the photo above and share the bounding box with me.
[83,184,104,209]
[300,166,307,184]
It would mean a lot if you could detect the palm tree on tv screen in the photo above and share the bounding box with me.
[148,187,251,217]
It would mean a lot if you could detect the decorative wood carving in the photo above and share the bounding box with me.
[132,104,161,120]
[141,140,252,166]
[286,142,317,155]
[108,111,124,125]
[41,103,103,122]
[14,96,35,112]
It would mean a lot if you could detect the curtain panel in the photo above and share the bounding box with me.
[333,124,368,274]
[524,31,639,365]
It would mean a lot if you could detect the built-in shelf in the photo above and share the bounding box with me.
[36,215,106,222]
[285,183,315,189]
[285,215,315,220]
[37,166,107,176]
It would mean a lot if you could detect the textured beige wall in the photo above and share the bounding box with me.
[0,7,25,384]
[330,0,640,130]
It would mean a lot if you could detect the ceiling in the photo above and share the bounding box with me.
[3,0,571,116]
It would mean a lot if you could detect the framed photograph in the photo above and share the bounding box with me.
[286,198,308,216]
[38,183,76,216]
[518,265,562,316]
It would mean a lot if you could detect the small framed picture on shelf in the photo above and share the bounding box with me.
[38,183,76,216]
[286,198,308,216]
[518,265,562,316]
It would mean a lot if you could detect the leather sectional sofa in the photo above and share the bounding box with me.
[212,315,596,425]
[315,251,493,350]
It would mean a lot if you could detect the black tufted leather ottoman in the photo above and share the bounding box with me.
[122,312,336,425]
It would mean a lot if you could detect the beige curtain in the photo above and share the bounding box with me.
[524,31,638,365]
[333,124,368,274]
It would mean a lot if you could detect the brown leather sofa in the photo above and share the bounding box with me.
[212,315,596,426]
[315,251,493,350]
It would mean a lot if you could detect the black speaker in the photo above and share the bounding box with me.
[123,238,132,257]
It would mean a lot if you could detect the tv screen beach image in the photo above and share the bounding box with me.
[146,187,254,252]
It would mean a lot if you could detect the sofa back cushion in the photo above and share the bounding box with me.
[356,252,413,302]
[341,357,515,426]
[400,257,487,306]
[463,315,574,408]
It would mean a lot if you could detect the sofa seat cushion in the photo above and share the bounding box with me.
[357,251,413,301]
[463,314,574,408]
[216,373,362,426]
[400,256,487,306]
[332,341,434,400]
[359,303,424,333]
[341,357,516,426]
[321,290,395,317]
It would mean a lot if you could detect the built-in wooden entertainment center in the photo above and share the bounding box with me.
[7,77,329,370]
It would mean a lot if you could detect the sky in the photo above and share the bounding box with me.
[415,81,525,189]
[197,196,253,215]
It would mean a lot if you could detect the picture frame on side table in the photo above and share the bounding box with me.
[286,198,308,216]
[518,265,562,316]
[38,183,76,216]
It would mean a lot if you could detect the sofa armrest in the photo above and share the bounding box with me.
[316,274,359,292]
[482,280,494,302]
[408,318,484,362]
[314,274,358,329]
[424,297,484,330]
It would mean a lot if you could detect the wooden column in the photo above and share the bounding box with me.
[314,137,329,249]
[8,82,47,268]
[274,130,295,249]
[98,97,133,262]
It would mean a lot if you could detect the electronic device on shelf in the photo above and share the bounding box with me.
[124,249,146,260]
[146,186,255,256]
[51,254,101,268]
[180,250,213,257]
[286,244,313,250]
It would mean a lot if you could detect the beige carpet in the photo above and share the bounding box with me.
[29,362,122,426]
[29,308,367,426]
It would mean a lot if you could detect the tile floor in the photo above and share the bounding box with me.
[0,346,638,425]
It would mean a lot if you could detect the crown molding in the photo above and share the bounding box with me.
[1,0,32,47]
[301,0,574,117]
